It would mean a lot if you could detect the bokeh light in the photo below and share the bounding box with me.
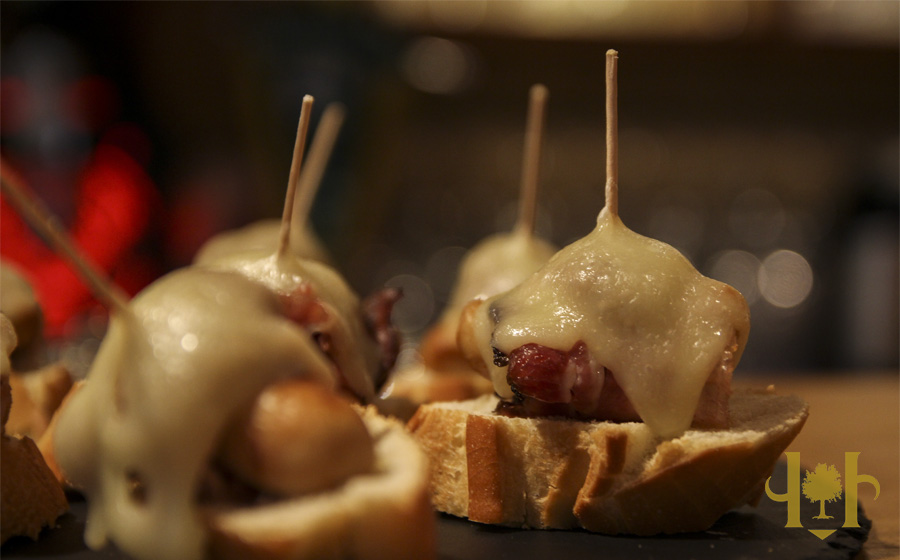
[758,249,814,309]
[707,250,761,304]
[384,273,435,333]
[400,37,477,95]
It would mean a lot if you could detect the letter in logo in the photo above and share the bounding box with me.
[843,452,880,528]
[765,451,803,528]
[802,463,843,520]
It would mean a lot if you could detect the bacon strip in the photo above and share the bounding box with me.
[499,339,733,429]
[278,283,402,397]
[362,287,402,391]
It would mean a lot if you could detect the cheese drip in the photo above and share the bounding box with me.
[53,268,335,560]
[198,249,381,402]
[475,208,750,438]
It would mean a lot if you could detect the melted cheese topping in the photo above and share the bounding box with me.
[194,219,331,267]
[198,249,380,402]
[53,268,335,560]
[474,209,750,438]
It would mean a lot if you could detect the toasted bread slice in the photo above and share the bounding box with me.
[206,405,435,560]
[408,387,807,535]
[7,363,73,440]
[0,375,68,544]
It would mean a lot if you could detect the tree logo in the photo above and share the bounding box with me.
[766,452,879,540]
[802,463,843,520]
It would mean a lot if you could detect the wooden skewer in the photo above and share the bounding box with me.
[514,84,549,236]
[0,158,132,316]
[292,101,346,231]
[605,49,619,218]
[277,95,315,260]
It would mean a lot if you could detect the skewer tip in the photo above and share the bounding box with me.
[529,83,549,103]
[604,49,619,218]
[277,95,315,260]
[515,83,550,236]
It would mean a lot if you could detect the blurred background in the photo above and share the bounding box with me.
[1,0,897,374]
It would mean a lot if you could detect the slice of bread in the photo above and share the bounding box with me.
[42,386,435,558]
[206,405,436,560]
[1,374,68,544]
[408,387,808,535]
[7,363,73,440]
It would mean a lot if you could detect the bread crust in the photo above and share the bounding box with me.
[7,363,73,440]
[1,375,68,544]
[206,405,435,560]
[0,433,68,543]
[408,388,808,535]
[36,380,83,486]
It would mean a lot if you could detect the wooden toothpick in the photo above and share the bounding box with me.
[292,101,346,232]
[277,95,314,260]
[514,84,549,237]
[0,158,131,316]
[605,49,619,218]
